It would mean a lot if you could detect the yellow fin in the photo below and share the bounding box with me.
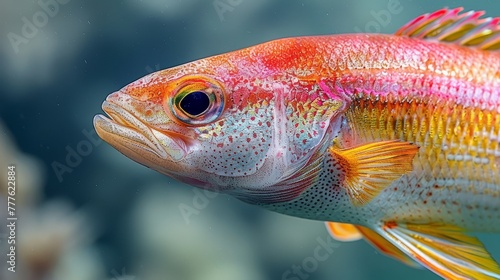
[325,222,421,267]
[381,222,500,279]
[354,225,421,268]
[329,140,418,206]
[325,222,363,242]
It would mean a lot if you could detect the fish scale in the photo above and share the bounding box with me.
[340,92,500,228]
[346,92,500,179]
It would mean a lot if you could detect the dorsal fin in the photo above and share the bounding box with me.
[395,7,500,51]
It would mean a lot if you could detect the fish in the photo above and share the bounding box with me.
[93,7,500,279]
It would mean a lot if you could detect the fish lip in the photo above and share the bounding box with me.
[93,95,185,161]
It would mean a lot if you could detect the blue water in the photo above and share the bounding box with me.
[1,1,499,279]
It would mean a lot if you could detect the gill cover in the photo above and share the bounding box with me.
[220,81,346,204]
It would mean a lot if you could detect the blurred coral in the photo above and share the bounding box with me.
[129,184,267,280]
[0,120,44,207]
[0,121,105,280]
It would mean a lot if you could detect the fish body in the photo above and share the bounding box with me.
[242,34,500,229]
[94,8,500,279]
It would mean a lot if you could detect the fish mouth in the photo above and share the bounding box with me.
[93,94,186,162]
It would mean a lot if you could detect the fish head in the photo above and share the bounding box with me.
[94,40,345,200]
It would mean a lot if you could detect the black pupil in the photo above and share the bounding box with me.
[180,91,210,116]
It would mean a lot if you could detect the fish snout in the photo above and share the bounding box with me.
[93,92,187,163]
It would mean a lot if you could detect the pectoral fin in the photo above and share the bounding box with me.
[379,222,500,279]
[329,140,419,206]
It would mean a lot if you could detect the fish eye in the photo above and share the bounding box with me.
[179,91,210,116]
[167,77,225,126]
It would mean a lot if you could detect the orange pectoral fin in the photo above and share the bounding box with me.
[325,222,363,242]
[329,140,419,206]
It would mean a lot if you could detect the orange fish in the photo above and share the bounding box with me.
[94,8,500,279]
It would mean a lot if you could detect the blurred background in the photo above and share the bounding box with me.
[1,0,499,279]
